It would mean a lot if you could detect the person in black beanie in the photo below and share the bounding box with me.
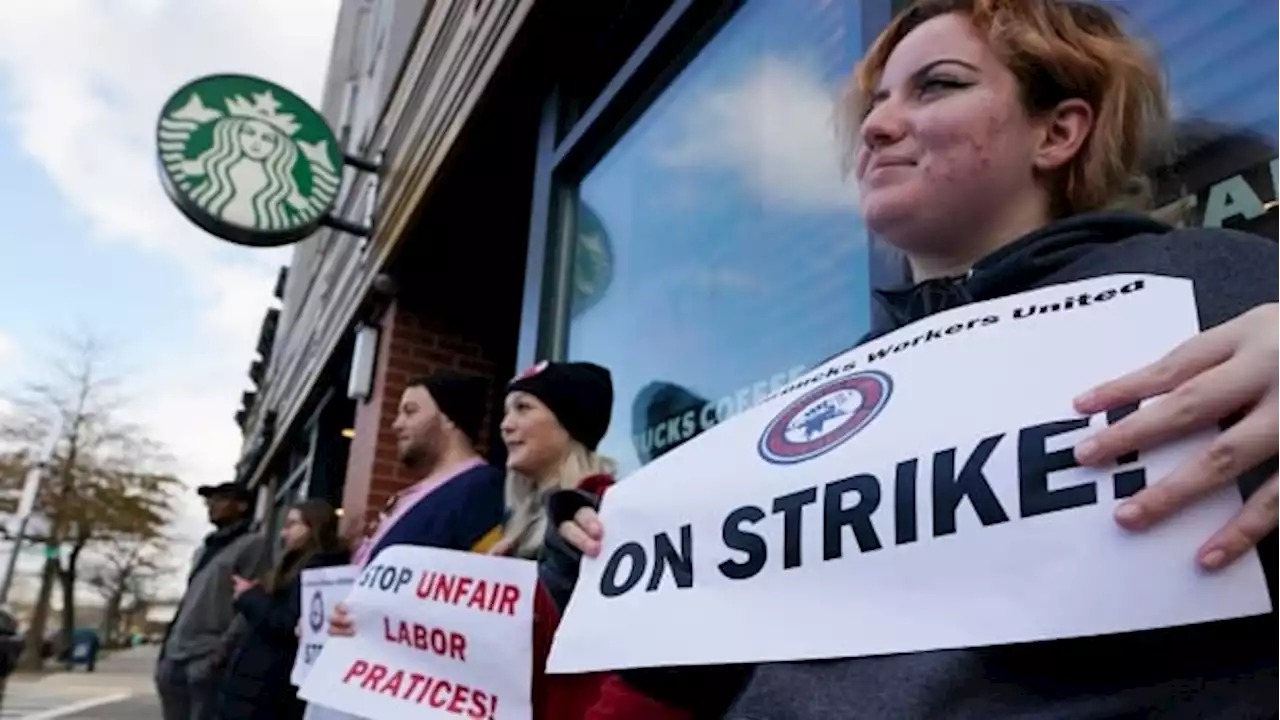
[487,360,677,720]
[346,371,508,565]
[491,360,616,558]
[325,372,508,677]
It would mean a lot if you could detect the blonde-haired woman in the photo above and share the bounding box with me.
[489,360,675,719]
[490,360,617,559]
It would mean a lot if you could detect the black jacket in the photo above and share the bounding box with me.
[216,547,351,720]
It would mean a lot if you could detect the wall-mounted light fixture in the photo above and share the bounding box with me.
[347,323,379,401]
[341,428,356,439]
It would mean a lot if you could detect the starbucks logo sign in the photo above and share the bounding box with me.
[156,74,343,247]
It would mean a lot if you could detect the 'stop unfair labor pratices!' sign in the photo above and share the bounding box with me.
[291,565,358,687]
[547,275,1273,674]
[298,545,537,720]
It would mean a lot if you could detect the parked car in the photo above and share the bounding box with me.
[0,608,21,678]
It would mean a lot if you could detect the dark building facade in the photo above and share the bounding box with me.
[234,0,1279,534]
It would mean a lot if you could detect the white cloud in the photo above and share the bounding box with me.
[0,332,19,369]
[656,54,860,212]
[0,1,340,572]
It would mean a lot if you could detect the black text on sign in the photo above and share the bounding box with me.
[599,405,1144,596]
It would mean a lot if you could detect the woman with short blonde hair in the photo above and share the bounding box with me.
[491,360,617,558]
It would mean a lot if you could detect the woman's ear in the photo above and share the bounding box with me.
[1033,97,1093,172]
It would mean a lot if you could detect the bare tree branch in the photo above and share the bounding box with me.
[0,331,184,668]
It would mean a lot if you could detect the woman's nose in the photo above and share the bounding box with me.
[860,98,907,151]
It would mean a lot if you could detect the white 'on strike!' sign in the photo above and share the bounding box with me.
[292,565,358,687]
[298,545,537,720]
[548,274,1272,674]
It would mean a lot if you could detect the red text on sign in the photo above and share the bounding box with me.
[383,616,467,661]
[341,658,499,719]
[416,571,521,616]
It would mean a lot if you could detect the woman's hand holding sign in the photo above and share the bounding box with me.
[559,507,605,559]
[329,602,355,637]
[1074,303,1278,571]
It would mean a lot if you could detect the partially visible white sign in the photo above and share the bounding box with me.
[548,274,1273,674]
[298,545,537,720]
[291,565,358,687]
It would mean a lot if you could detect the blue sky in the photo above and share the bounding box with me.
[0,128,194,369]
[0,0,340,601]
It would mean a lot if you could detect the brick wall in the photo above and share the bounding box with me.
[340,298,498,538]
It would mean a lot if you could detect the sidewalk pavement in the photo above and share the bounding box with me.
[1,645,159,720]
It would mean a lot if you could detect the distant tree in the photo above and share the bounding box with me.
[84,536,172,646]
[0,334,180,670]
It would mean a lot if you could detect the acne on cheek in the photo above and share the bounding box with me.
[922,142,980,185]
[923,109,1011,185]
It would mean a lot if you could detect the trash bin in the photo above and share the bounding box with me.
[66,628,101,672]
[0,608,22,713]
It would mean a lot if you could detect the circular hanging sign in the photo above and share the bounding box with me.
[571,200,614,317]
[155,73,344,247]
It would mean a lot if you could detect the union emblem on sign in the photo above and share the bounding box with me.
[757,371,893,465]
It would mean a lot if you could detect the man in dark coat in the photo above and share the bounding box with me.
[156,483,268,720]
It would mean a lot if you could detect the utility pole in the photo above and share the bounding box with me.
[0,421,63,606]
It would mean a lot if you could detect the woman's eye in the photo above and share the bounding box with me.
[919,77,965,95]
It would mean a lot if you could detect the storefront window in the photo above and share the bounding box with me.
[564,0,892,476]
[1110,0,1278,238]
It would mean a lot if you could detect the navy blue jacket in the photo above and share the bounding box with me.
[367,462,506,560]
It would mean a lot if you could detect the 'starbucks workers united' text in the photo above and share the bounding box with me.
[156,73,343,247]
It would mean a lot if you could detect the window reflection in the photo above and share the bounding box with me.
[1111,0,1278,237]
[1149,121,1278,238]
[566,0,878,476]
[561,0,1277,477]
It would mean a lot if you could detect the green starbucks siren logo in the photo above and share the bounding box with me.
[156,74,343,247]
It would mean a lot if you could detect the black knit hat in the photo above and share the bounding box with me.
[411,373,489,443]
[197,482,254,504]
[508,361,613,450]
